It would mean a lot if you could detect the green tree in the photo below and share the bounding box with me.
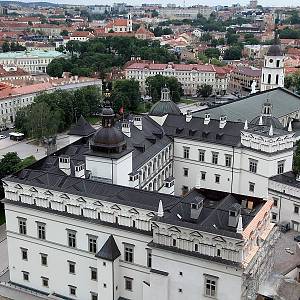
[204,48,220,59]
[198,53,209,63]
[46,58,64,77]
[25,102,60,140]
[60,29,69,36]
[110,79,141,112]
[197,84,213,98]
[224,46,242,60]
[2,42,10,52]
[0,152,21,178]
[146,75,183,102]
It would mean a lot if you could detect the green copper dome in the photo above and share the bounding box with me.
[149,87,181,117]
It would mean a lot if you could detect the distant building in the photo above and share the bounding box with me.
[0,50,65,74]
[105,14,133,33]
[70,31,95,42]
[159,5,214,20]
[229,66,261,94]
[88,5,111,15]
[125,61,229,96]
[135,25,154,40]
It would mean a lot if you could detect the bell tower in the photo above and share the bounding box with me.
[260,27,285,92]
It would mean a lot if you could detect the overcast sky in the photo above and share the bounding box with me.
[20,0,299,7]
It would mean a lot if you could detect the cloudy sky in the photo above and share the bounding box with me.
[20,0,299,7]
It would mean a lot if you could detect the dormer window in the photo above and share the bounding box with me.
[191,203,199,210]
[75,164,84,172]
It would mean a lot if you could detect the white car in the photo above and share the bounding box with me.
[0,135,7,139]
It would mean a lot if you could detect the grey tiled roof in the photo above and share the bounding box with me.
[270,171,300,189]
[6,168,181,211]
[163,114,244,147]
[152,189,264,239]
[68,115,96,137]
[193,88,300,122]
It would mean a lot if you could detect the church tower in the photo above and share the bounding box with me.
[260,29,284,92]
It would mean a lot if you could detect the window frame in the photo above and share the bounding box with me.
[249,159,258,173]
[21,248,28,261]
[183,147,190,159]
[212,152,219,165]
[124,277,133,291]
[198,149,205,162]
[124,244,134,263]
[88,235,97,254]
[90,267,98,281]
[41,253,48,266]
[204,275,218,298]
[37,222,46,240]
[67,229,77,248]
[68,261,76,275]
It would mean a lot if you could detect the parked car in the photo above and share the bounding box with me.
[0,135,7,139]
[279,221,290,233]
[294,235,300,242]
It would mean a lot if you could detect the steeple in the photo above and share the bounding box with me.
[261,100,272,117]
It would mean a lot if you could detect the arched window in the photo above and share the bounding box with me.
[276,74,279,85]
[268,74,271,84]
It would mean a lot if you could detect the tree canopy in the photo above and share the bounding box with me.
[146,75,183,103]
[197,84,213,98]
[47,37,178,78]
[15,86,102,139]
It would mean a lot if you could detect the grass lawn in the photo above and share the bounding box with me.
[180,98,196,105]
[86,116,100,125]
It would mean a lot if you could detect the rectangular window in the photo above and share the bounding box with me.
[21,248,28,260]
[272,213,277,221]
[68,261,76,274]
[273,197,278,207]
[147,249,152,268]
[212,152,219,165]
[69,285,76,296]
[295,206,299,214]
[37,222,46,240]
[215,174,220,184]
[201,171,206,180]
[249,182,255,192]
[88,235,97,253]
[183,168,189,177]
[249,159,258,173]
[183,147,190,159]
[41,254,48,266]
[125,277,133,291]
[22,271,29,281]
[67,230,76,248]
[124,244,134,263]
[18,218,27,235]
[205,276,217,297]
[199,150,205,162]
[277,160,285,175]
[91,293,98,300]
[41,277,49,287]
[90,267,97,281]
[225,155,232,167]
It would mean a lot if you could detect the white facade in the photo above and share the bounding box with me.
[0,50,65,74]
[260,52,285,92]
[125,62,229,96]
[269,175,300,231]
[3,177,277,300]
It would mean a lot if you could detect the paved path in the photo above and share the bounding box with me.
[0,283,47,300]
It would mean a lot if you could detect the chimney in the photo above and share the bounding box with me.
[59,155,71,175]
[204,113,210,125]
[121,122,131,137]
[186,110,192,122]
[190,197,204,220]
[259,115,263,125]
[228,203,241,227]
[157,200,164,217]
[269,125,273,136]
[288,120,292,132]
[74,163,85,178]
[244,120,248,130]
[133,115,142,130]
[236,215,243,234]
[219,115,227,129]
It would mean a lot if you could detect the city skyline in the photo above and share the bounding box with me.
[16,0,300,7]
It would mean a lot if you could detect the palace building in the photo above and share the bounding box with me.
[1,85,294,300]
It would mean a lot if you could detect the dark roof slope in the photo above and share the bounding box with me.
[270,171,300,189]
[193,88,300,122]
[95,235,121,261]
[149,99,181,116]
[68,115,96,137]
[163,114,243,147]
